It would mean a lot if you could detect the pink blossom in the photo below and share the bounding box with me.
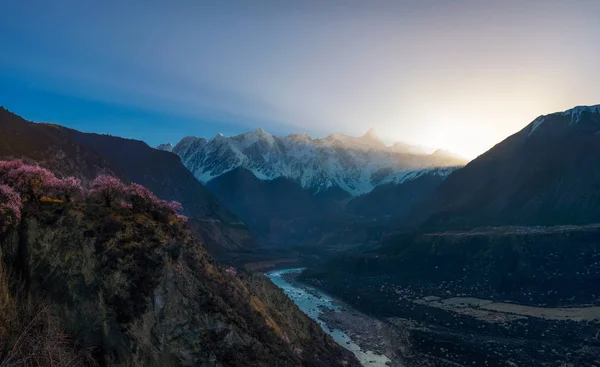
[128,183,187,220]
[225,266,237,277]
[48,176,82,202]
[7,164,56,201]
[0,159,24,182]
[165,200,183,213]
[128,183,162,212]
[90,175,127,207]
[0,184,22,233]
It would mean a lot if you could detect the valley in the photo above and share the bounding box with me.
[3,104,600,366]
[300,223,600,366]
[3,2,600,366]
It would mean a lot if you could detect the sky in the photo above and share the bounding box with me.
[1,1,599,158]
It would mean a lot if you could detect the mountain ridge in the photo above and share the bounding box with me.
[159,128,467,196]
[406,103,600,229]
[0,107,259,256]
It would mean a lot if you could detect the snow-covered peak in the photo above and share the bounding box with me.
[560,105,600,124]
[167,128,466,196]
[527,104,600,137]
[156,142,174,152]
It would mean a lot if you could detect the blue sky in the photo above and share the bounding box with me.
[1,1,599,157]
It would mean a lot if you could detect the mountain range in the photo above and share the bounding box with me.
[3,100,600,366]
[159,128,466,246]
[300,104,600,366]
[158,128,466,196]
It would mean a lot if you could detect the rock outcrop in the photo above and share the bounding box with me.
[0,200,359,366]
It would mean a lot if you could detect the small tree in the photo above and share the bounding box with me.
[89,175,126,207]
[48,177,82,202]
[0,159,24,182]
[7,165,56,201]
[128,183,162,212]
[165,201,183,214]
[176,214,189,223]
[164,201,188,223]
[0,184,22,233]
[225,266,237,277]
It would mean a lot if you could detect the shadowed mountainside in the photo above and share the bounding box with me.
[409,105,600,229]
[0,107,258,256]
[206,167,352,246]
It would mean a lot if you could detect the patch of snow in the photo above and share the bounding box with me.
[561,105,600,125]
[528,116,547,136]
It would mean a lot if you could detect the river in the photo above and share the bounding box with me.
[266,268,393,367]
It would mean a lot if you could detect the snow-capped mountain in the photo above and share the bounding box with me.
[159,129,467,196]
[527,104,600,136]
[156,142,174,152]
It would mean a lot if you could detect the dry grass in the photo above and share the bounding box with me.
[0,262,95,367]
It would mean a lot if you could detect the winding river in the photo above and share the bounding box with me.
[266,268,392,367]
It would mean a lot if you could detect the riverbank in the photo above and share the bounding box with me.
[266,268,397,367]
[300,271,600,366]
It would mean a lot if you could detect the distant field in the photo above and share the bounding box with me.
[417,296,600,322]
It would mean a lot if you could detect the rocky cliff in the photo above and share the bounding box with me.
[0,200,359,366]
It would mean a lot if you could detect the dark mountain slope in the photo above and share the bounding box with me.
[206,167,350,246]
[66,130,259,254]
[0,107,123,180]
[412,105,600,229]
[346,171,452,219]
[300,105,600,366]
[0,107,258,255]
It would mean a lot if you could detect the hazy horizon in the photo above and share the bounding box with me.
[2,1,599,158]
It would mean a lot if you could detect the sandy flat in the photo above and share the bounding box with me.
[417,296,600,322]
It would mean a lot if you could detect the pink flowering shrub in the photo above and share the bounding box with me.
[90,175,127,207]
[165,201,183,213]
[0,159,24,182]
[0,160,189,228]
[176,214,188,223]
[128,183,187,222]
[128,183,162,212]
[225,266,237,277]
[7,165,56,201]
[167,201,189,223]
[48,176,82,202]
[0,184,22,233]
